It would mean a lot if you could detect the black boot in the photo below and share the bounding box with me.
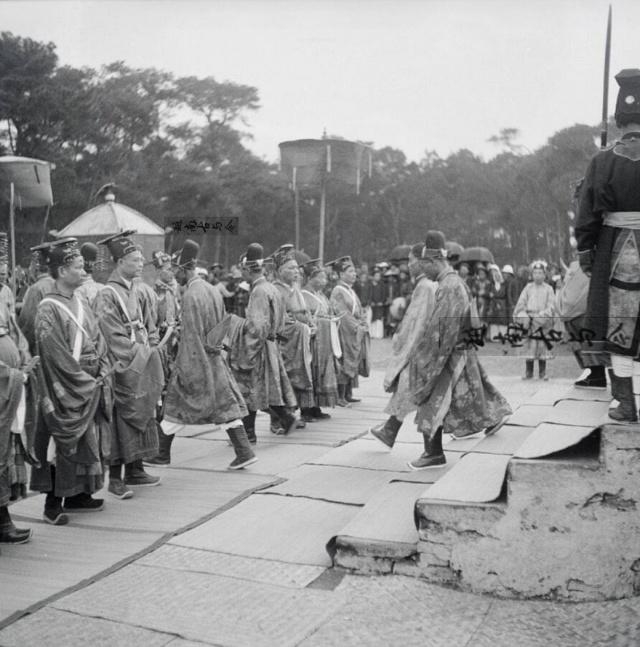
[242,411,257,444]
[108,463,133,500]
[575,365,607,389]
[270,406,297,435]
[345,383,360,403]
[63,492,104,513]
[125,459,161,487]
[0,505,31,543]
[144,423,174,466]
[43,466,68,526]
[370,416,402,449]
[301,407,317,423]
[608,376,638,423]
[311,406,331,420]
[523,360,534,380]
[226,426,258,470]
[408,426,446,470]
[607,368,619,401]
[337,384,349,407]
[538,360,548,381]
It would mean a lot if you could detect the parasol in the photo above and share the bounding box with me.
[460,246,494,264]
[445,241,464,262]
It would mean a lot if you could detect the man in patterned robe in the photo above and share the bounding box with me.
[18,244,56,355]
[0,232,33,543]
[228,243,297,441]
[301,259,339,417]
[408,231,512,470]
[163,240,256,469]
[370,243,437,448]
[75,243,104,308]
[576,69,640,422]
[94,231,164,498]
[329,256,370,407]
[272,245,315,423]
[31,238,110,524]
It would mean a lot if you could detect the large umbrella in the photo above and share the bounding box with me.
[460,246,494,265]
[445,241,464,262]
[389,244,412,263]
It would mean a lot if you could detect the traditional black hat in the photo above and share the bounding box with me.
[80,242,99,273]
[410,243,425,259]
[240,243,265,270]
[302,258,324,278]
[177,239,199,269]
[209,262,223,271]
[31,240,55,273]
[272,244,298,269]
[328,256,354,274]
[46,237,81,272]
[615,69,640,127]
[422,231,447,260]
[0,233,8,265]
[151,250,172,269]
[97,230,139,261]
[445,241,464,264]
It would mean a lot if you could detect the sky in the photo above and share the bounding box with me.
[1,0,639,163]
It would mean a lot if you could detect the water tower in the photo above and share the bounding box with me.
[279,137,372,261]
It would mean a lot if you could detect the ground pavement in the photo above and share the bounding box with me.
[0,346,639,646]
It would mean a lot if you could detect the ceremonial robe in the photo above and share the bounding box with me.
[0,299,31,506]
[164,276,247,425]
[384,275,437,419]
[75,276,103,308]
[94,272,163,464]
[513,282,556,360]
[330,280,370,386]
[410,269,512,438]
[273,280,314,408]
[18,275,55,354]
[31,290,110,496]
[229,276,296,411]
[576,133,640,357]
[302,286,339,407]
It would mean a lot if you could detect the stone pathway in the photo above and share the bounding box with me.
[1,367,639,646]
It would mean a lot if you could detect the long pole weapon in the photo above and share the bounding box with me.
[600,5,612,149]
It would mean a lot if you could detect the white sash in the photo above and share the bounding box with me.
[104,284,136,342]
[335,284,357,316]
[40,296,87,362]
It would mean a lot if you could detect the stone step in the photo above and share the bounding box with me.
[327,481,426,575]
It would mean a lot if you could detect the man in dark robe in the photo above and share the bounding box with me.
[408,231,512,470]
[301,259,339,417]
[329,256,370,407]
[31,238,110,524]
[18,244,56,355]
[228,243,297,441]
[163,240,256,469]
[0,232,33,544]
[145,251,181,466]
[94,230,164,498]
[576,69,640,422]
[75,243,104,308]
[272,245,316,423]
[370,243,437,448]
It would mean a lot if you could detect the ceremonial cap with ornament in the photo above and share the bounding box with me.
[272,244,298,269]
[422,231,447,260]
[327,256,354,274]
[240,243,265,270]
[177,239,200,270]
[45,238,82,272]
[97,230,140,261]
[301,258,325,278]
[615,69,640,127]
[151,250,172,269]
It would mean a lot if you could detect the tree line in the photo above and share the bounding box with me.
[0,32,612,268]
